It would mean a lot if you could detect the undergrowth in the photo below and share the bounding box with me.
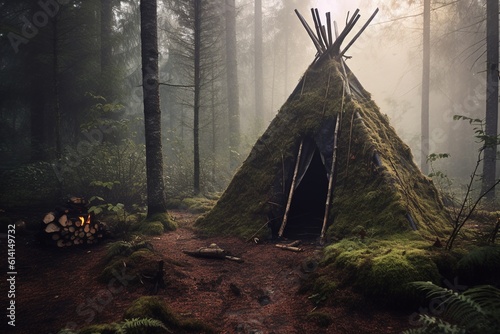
[404,282,500,334]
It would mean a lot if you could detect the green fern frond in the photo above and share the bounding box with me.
[411,281,483,326]
[403,314,466,334]
[462,285,500,312]
[420,315,465,334]
[115,317,170,334]
[409,282,500,333]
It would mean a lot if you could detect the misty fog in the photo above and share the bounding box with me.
[0,0,496,202]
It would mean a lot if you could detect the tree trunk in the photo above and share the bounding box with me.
[30,68,47,162]
[254,0,263,132]
[100,0,114,98]
[420,0,430,174]
[225,0,240,171]
[482,0,499,199]
[193,0,201,194]
[140,0,168,216]
[53,17,62,161]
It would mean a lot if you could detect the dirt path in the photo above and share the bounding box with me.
[1,210,410,333]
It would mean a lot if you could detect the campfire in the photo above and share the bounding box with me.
[41,197,106,247]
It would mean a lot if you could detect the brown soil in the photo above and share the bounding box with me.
[1,210,411,333]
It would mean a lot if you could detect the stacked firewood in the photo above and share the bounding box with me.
[41,197,106,247]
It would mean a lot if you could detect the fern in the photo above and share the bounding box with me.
[404,282,500,334]
[115,317,170,334]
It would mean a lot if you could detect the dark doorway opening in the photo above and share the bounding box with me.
[284,149,328,239]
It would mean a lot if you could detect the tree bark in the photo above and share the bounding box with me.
[420,0,430,174]
[140,0,168,216]
[254,0,264,132]
[193,0,201,194]
[482,0,499,199]
[100,0,114,98]
[225,0,240,170]
[53,17,62,161]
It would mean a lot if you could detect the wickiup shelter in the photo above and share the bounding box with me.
[196,8,451,243]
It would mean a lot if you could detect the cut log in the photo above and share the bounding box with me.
[59,214,68,226]
[45,223,60,233]
[43,212,56,224]
[41,207,106,248]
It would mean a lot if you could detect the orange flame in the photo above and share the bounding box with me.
[78,215,91,226]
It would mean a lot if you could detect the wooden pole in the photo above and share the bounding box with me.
[295,10,323,53]
[326,12,332,47]
[334,21,352,96]
[320,85,345,244]
[314,8,329,48]
[278,139,304,237]
[340,8,379,58]
[311,8,326,51]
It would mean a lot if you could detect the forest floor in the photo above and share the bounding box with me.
[1,210,411,334]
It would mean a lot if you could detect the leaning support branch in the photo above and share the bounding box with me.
[295,9,323,53]
[278,139,304,237]
[320,84,345,244]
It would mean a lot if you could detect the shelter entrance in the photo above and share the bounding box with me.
[283,146,329,239]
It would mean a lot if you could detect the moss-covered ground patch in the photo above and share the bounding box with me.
[311,235,446,308]
[180,197,217,214]
[145,212,177,232]
[98,240,164,289]
[457,245,500,286]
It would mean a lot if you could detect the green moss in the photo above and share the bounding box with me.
[98,248,157,284]
[429,249,460,280]
[147,212,177,231]
[139,221,164,236]
[181,197,216,214]
[457,245,500,286]
[311,276,338,301]
[316,238,441,307]
[124,296,215,333]
[322,238,369,265]
[105,240,154,260]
